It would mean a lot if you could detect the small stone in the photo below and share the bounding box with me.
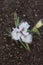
[20,46,23,48]
[4,36,6,39]
[35,14,38,17]
[16,1,20,4]
[9,53,13,57]
[18,62,21,65]
[10,54,12,57]
[6,44,8,47]
[20,56,22,59]
[0,18,3,21]
[12,43,14,46]
[17,51,19,54]
[23,14,26,17]
[2,46,5,49]
[5,15,8,18]
[15,47,16,50]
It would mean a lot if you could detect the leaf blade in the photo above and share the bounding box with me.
[14,12,19,27]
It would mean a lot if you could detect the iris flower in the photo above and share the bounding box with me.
[11,22,32,44]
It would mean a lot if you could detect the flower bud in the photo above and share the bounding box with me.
[35,19,43,28]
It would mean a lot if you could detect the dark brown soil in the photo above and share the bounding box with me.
[0,0,43,65]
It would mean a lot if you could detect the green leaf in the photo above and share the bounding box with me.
[16,17,19,27]
[14,12,19,27]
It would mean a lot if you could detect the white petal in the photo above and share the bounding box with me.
[12,27,19,32]
[19,22,30,31]
[22,31,29,36]
[11,28,21,40]
[21,34,32,44]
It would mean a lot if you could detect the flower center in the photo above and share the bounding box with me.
[16,28,27,37]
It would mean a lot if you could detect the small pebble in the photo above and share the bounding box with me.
[23,14,26,17]
[17,51,19,54]
[20,46,23,48]
[20,56,22,59]
[15,47,16,50]
[5,15,8,18]
[0,18,3,21]
[35,14,38,17]
[9,53,13,57]
[2,46,5,49]
[6,44,8,47]
[12,43,15,46]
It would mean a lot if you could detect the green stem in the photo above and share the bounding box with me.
[19,40,31,51]
[19,40,27,49]
[25,44,30,51]
[27,30,32,32]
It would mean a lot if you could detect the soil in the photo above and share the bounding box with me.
[0,0,43,65]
